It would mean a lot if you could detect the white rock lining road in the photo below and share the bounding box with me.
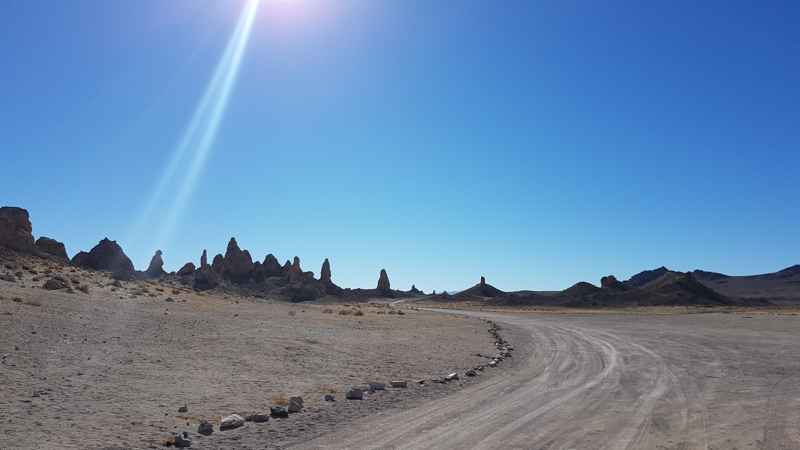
[305,309,800,450]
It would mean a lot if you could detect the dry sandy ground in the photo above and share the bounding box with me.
[0,262,499,449]
[3,259,800,449]
[305,310,800,450]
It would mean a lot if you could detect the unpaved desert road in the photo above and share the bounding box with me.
[304,310,800,450]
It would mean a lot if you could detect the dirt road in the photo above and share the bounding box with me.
[304,311,800,450]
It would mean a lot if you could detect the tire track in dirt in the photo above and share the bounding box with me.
[303,312,705,450]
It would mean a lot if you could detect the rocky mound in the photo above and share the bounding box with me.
[454,277,505,300]
[377,269,393,298]
[72,238,134,273]
[623,266,669,287]
[0,206,35,252]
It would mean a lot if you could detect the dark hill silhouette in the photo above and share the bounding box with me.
[454,277,505,299]
[694,265,800,304]
[623,266,669,287]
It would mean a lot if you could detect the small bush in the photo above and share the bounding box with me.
[54,276,67,283]
[322,309,333,314]
[172,289,180,295]
[32,277,40,282]
[155,287,164,292]
[388,310,397,315]
[338,309,352,315]
[77,285,90,294]
[269,395,290,405]
[397,310,405,315]
[288,311,296,316]
[313,386,335,393]
[23,301,41,307]
[148,293,158,297]
[353,310,364,316]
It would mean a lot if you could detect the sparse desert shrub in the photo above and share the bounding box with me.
[23,300,41,307]
[29,269,38,274]
[54,276,67,283]
[111,287,117,292]
[397,310,405,315]
[353,310,364,316]
[176,414,202,420]
[301,310,305,313]
[22,265,31,270]
[288,311,296,316]
[388,310,397,315]
[69,268,76,273]
[71,279,80,285]
[155,287,164,292]
[322,309,333,314]
[77,285,90,294]
[148,293,158,297]
[269,395,290,405]
[338,309,352,315]
[377,311,386,314]
[172,289,180,295]
[4,264,13,270]
[12,298,22,303]
[313,386,335,393]
[32,277,40,282]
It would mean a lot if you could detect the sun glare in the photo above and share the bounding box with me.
[129,0,261,254]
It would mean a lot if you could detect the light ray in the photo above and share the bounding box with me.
[128,0,260,260]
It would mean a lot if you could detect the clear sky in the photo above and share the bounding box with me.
[1,1,798,292]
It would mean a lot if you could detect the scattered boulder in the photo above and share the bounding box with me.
[324,394,335,402]
[35,237,68,260]
[145,250,166,278]
[448,373,459,381]
[465,370,477,377]
[0,207,35,252]
[220,414,245,429]
[176,262,196,276]
[1,274,16,283]
[377,269,393,297]
[246,413,270,423]
[288,397,303,413]
[43,279,66,290]
[178,405,188,413]
[345,388,364,400]
[112,279,123,288]
[390,380,408,387]
[174,432,191,448]
[369,382,386,390]
[270,405,288,417]
[74,238,134,272]
[197,420,213,434]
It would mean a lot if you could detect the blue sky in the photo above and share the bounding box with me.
[2,0,798,292]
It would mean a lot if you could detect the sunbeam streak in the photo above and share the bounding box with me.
[129,0,260,256]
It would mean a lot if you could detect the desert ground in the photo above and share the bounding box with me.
[2,260,800,449]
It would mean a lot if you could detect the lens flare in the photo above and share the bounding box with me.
[129,0,260,257]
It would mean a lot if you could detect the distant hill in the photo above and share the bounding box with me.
[425,271,771,308]
[693,265,800,304]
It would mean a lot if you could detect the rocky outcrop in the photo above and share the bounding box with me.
[193,266,222,291]
[320,259,332,283]
[35,237,68,260]
[211,253,224,271]
[600,275,627,290]
[281,260,291,278]
[454,276,505,299]
[0,207,35,252]
[377,269,393,297]
[410,285,423,294]
[74,238,134,272]
[319,258,342,295]
[623,266,669,287]
[200,250,209,268]
[280,256,323,301]
[176,262,196,276]
[262,254,282,278]
[223,238,253,283]
[144,250,166,278]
